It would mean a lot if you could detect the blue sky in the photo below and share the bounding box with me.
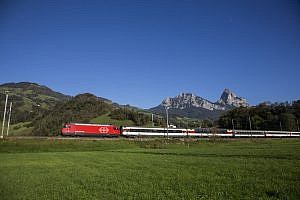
[1,0,300,108]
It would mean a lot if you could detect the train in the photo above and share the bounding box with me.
[61,123,300,138]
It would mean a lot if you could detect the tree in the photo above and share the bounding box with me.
[279,113,297,131]
[251,115,264,130]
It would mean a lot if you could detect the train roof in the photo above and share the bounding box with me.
[122,126,194,130]
[68,123,115,127]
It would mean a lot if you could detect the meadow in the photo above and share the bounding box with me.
[0,138,299,200]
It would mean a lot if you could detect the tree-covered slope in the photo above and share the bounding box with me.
[218,101,300,131]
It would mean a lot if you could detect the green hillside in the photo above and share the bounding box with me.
[0,82,71,124]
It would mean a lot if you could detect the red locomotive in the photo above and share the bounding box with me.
[61,123,120,136]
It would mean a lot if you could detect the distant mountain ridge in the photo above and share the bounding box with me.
[0,82,70,101]
[149,89,248,120]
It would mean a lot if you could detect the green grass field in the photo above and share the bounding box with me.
[0,138,299,200]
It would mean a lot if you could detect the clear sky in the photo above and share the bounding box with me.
[1,0,300,108]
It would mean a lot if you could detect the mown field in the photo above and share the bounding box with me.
[0,138,299,200]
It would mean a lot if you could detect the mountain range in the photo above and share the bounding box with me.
[149,89,248,120]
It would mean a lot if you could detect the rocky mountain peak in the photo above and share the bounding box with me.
[217,88,249,107]
[161,92,225,111]
[158,89,249,112]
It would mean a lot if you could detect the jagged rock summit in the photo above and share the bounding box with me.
[217,88,249,107]
[149,89,248,120]
[161,89,248,111]
[162,93,225,111]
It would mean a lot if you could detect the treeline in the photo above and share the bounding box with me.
[110,108,170,127]
[110,109,150,126]
[218,100,300,131]
[170,118,213,129]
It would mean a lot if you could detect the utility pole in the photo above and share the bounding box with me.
[248,116,252,137]
[6,102,12,137]
[1,92,8,139]
[165,107,169,138]
[124,105,126,120]
[248,116,252,130]
[280,121,283,131]
[151,113,154,127]
[297,119,299,132]
[231,119,235,136]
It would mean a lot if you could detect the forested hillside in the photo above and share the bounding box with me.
[218,101,300,131]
